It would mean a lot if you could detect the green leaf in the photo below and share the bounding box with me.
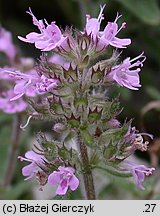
[114,0,160,25]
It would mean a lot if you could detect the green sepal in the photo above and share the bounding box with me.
[80,128,95,147]
[64,130,76,143]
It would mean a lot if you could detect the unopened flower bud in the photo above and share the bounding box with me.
[107,118,121,128]
[52,123,65,133]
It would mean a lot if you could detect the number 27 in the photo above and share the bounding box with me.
[144,204,156,212]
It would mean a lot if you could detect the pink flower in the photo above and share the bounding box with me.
[107,118,121,128]
[18,8,66,51]
[107,52,146,90]
[85,5,105,41]
[123,161,155,190]
[0,27,17,61]
[85,5,131,49]
[99,13,131,48]
[124,125,153,153]
[48,166,79,195]
[7,70,39,100]
[2,69,58,100]
[18,150,46,180]
[0,90,27,113]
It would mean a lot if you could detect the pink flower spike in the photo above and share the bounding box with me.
[107,52,146,90]
[48,166,79,196]
[18,8,67,51]
[18,150,46,180]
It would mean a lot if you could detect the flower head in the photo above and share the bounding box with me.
[18,150,46,180]
[108,52,146,90]
[48,166,79,195]
[18,8,66,51]
[123,161,155,190]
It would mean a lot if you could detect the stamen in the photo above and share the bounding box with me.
[20,115,33,130]
[114,12,122,23]
[130,52,146,64]
[116,22,126,34]
[98,4,106,23]
[139,132,153,140]
[27,7,33,16]
[17,156,32,163]
[44,19,49,26]
[136,167,155,176]
[134,135,150,151]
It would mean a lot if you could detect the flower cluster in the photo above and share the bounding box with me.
[18,151,79,195]
[0,27,28,113]
[122,161,155,190]
[18,8,67,51]
[85,5,131,48]
[0,27,59,114]
[0,5,155,198]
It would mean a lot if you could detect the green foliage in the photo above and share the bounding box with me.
[114,0,160,25]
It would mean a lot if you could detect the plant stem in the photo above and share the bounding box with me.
[79,138,96,200]
[4,114,21,187]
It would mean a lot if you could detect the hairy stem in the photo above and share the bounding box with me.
[79,138,96,200]
[4,114,21,187]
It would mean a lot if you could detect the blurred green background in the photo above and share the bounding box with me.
[0,0,160,199]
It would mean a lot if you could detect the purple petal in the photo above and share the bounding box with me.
[48,172,61,185]
[56,180,69,195]
[103,22,118,40]
[58,166,74,174]
[10,93,24,101]
[69,175,79,191]
[45,23,62,41]
[111,37,131,48]
[18,32,41,43]
[14,81,27,94]
[22,162,37,178]
[86,18,100,40]
[135,170,145,182]
[25,150,44,162]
